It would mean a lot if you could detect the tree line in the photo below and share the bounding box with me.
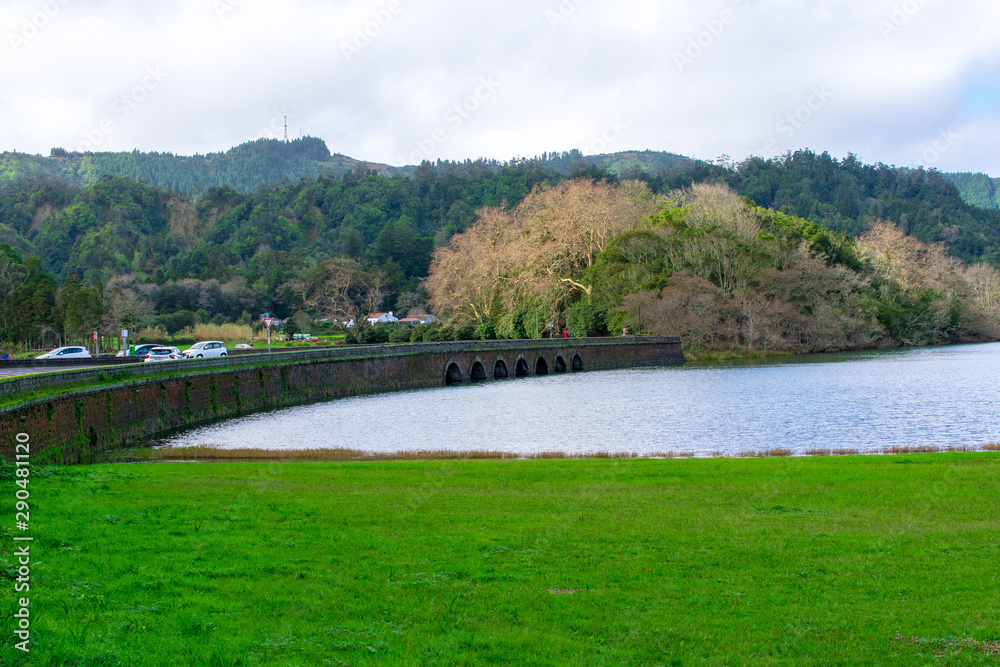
[2,148,1000,350]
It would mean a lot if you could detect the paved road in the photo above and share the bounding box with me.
[0,366,86,378]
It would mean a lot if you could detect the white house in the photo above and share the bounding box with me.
[366,312,399,326]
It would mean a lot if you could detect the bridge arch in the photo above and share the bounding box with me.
[514,356,530,377]
[493,357,509,379]
[445,361,464,386]
[572,353,584,371]
[553,355,567,374]
[535,356,549,376]
[470,358,487,382]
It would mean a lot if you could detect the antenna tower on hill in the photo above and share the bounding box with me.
[283,115,289,142]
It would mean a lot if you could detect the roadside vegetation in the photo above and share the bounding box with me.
[2,454,998,665]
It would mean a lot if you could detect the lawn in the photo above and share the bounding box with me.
[2,455,999,666]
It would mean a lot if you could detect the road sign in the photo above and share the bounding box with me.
[263,318,274,329]
[122,329,129,339]
[93,331,98,343]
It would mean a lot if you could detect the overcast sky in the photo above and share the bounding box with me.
[2,0,998,174]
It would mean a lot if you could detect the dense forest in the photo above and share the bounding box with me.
[945,172,1000,210]
[1,143,999,352]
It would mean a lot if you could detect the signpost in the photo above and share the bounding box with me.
[93,331,98,356]
[122,330,128,356]
[263,317,274,353]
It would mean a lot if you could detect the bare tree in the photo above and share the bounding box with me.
[103,288,153,334]
[303,258,387,329]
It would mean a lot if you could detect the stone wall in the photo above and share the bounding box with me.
[0,337,681,463]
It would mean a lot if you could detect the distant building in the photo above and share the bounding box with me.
[366,312,399,326]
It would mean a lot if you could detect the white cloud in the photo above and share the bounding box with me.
[2,0,999,173]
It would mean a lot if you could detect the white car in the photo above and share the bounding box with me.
[183,341,228,359]
[36,346,92,360]
[234,343,253,349]
[143,347,183,363]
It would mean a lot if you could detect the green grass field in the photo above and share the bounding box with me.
[3,455,999,666]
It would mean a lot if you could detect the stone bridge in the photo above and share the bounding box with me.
[0,337,682,463]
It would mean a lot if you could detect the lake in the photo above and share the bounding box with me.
[155,343,1000,456]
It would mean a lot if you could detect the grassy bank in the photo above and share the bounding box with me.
[3,455,999,665]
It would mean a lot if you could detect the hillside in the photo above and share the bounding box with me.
[725,151,1000,265]
[945,172,1000,210]
[0,138,396,196]
[3,140,997,219]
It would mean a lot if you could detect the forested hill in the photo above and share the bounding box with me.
[945,172,1000,210]
[2,139,996,220]
[0,140,699,197]
[725,151,1000,265]
[0,138,395,196]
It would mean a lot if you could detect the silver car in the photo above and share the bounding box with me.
[143,347,183,363]
[182,341,228,359]
[36,346,92,359]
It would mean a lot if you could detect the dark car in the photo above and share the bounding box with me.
[0,350,11,360]
[115,344,160,359]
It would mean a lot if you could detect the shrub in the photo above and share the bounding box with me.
[476,321,497,340]
[567,301,609,338]
[359,326,391,344]
[389,326,412,343]
[419,325,440,343]
[453,323,476,341]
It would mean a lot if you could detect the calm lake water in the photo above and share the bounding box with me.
[155,343,1000,456]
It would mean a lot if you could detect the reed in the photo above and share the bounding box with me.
[739,449,794,458]
[132,442,1000,463]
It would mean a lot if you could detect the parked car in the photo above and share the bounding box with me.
[0,350,11,360]
[115,344,159,359]
[183,341,228,358]
[36,346,92,360]
[234,343,253,349]
[143,347,183,363]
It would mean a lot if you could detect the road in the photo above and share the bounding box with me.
[0,366,85,378]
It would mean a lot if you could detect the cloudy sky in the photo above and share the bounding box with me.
[2,0,999,173]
